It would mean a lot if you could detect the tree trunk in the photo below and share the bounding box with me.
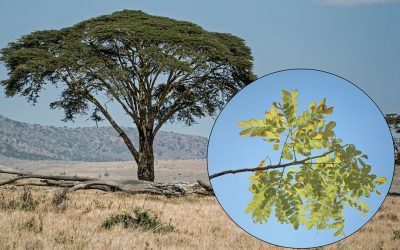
[137,131,155,182]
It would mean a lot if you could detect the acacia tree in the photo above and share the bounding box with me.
[0,10,255,181]
[210,90,387,236]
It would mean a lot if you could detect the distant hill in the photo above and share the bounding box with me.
[0,115,207,161]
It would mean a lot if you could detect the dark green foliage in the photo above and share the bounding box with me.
[102,208,174,233]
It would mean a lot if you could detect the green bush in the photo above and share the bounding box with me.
[102,213,135,229]
[102,207,174,233]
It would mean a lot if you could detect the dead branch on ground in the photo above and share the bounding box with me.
[0,169,213,196]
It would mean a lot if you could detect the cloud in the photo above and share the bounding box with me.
[315,0,400,6]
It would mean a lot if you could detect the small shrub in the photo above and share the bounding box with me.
[0,190,36,211]
[8,199,19,210]
[20,188,38,211]
[0,195,19,210]
[21,216,43,233]
[393,230,400,241]
[102,213,135,229]
[0,193,10,210]
[133,208,174,233]
[52,189,68,207]
[102,208,174,233]
[54,231,74,245]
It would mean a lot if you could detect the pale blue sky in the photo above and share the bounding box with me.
[1,0,400,137]
[208,69,394,248]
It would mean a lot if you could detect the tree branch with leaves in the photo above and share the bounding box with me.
[210,89,388,237]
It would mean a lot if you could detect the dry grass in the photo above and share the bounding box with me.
[0,187,399,250]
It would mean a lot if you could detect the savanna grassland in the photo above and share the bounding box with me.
[0,186,399,250]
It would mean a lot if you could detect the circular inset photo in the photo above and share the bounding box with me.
[207,69,394,248]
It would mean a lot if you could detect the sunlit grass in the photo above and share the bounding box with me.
[0,187,398,249]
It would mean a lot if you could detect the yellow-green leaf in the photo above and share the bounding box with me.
[314,133,323,140]
[318,98,326,107]
[375,177,387,185]
[257,118,266,126]
[282,90,291,97]
[293,217,300,230]
[325,107,334,114]
[326,121,336,131]
[309,102,316,111]
[283,151,293,160]
[249,119,258,127]
[334,227,344,237]
[240,128,252,136]
[237,121,251,128]
[331,222,342,229]
[266,131,279,140]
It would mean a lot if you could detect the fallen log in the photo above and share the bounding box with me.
[0,168,214,196]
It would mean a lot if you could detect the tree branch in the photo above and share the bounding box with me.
[209,146,348,179]
[85,93,140,161]
[0,168,213,196]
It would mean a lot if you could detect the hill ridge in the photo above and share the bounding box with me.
[0,114,207,161]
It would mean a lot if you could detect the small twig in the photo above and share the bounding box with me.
[278,133,291,165]
[264,155,272,165]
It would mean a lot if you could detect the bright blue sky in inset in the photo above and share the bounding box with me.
[208,69,394,248]
[1,1,400,136]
